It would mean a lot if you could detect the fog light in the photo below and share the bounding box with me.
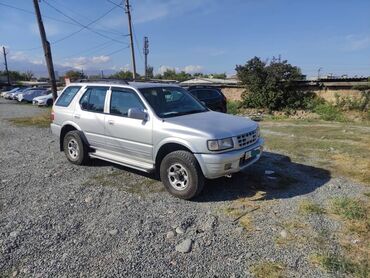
[224,163,232,170]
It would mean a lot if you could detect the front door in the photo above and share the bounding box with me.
[104,87,153,164]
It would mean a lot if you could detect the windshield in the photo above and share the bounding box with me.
[140,87,207,118]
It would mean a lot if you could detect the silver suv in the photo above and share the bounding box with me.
[51,81,264,199]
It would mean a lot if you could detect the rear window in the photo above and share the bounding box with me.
[191,89,221,100]
[79,87,108,113]
[55,86,81,107]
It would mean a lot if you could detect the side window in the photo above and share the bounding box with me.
[195,89,220,100]
[80,87,108,113]
[110,90,145,117]
[55,86,81,107]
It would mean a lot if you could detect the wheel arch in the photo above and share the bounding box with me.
[155,142,194,171]
[60,123,88,151]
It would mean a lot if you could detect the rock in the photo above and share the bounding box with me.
[85,196,92,203]
[245,252,253,259]
[235,227,244,234]
[280,230,288,238]
[166,231,176,239]
[109,229,118,236]
[267,176,277,180]
[201,215,218,231]
[12,270,18,277]
[9,231,19,238]
[175,227,185,235]
[264,170,275,175]
[175,239,192,253]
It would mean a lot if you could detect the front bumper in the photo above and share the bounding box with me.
[195,138,264,179]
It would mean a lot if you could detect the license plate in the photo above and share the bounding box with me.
[245,147,260,160]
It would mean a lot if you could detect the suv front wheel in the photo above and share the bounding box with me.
[63,130,89,165]
[160,150,204,200]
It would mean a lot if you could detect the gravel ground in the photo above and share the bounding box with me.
[0,99,366,277]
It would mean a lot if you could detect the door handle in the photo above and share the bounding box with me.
[74,114,80,119]
[108,120,115,125]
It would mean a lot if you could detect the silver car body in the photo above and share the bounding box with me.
[51,82,264,179]
[17,89,48,102]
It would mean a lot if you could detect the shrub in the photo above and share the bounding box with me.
[236,56,315,111]
[313,103,345,121]
[227,100,241,115]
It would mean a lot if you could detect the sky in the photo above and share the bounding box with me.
[0,0,370,78]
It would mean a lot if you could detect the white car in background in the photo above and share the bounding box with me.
[32,91,61,106]
[17,88,48,102]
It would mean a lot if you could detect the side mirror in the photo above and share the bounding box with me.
[128,107,147,121]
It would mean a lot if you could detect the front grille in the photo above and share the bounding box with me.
[236,129,258,148]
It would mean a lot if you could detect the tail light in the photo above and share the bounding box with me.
[50,110,55,121]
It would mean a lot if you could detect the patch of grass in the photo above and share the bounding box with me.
[275,219,310,246]
[250,261,285,278]
[298,199,325,214]
[310,253,361,276]
[330,197,366,221]
[313,103,346,122]
[227,100,241,115]
[364,192,370,198]
[8,111,51,128]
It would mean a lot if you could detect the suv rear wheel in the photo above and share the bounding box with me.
[160,150,204,199]
[63,130,89,165]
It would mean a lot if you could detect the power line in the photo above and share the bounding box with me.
[43,0,128,45]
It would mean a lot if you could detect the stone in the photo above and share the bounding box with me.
[201,215,218,231]
[109,229,118,236]
[166,231,176,239]
[9,231,19,238]
[280,230,288,238]
[175,239,192,253]
[175,226,185,235]
[235,227,244,234]
[12,270,18,277]
[85,197,92,203]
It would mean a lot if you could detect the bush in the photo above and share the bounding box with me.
[236,56,315,111]
[227,100,241,115]
[313,103,346,121]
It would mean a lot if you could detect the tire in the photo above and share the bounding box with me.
[160,150,204,200]
[63,130,89,165]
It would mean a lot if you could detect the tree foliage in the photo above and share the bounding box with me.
[236,56,313,111]
[0,70,35,82]
[64,70,86,81]
[109,70,136,80]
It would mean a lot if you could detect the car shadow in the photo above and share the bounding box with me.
[194,151,331,202]
[87,151,331,202]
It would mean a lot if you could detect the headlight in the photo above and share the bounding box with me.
[207,137,234,151]
[256,125,260,138]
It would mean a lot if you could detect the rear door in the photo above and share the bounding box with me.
[73,86,109,149]
[104,87,153,164]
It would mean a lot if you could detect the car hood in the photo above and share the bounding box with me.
[162,111,258,138]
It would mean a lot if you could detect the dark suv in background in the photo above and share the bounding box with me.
[186,86,227,113]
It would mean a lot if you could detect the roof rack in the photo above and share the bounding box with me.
[75,78,130,85]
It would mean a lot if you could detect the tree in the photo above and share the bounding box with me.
[109,70,137,80]
[64,70,86,81]
[23,70,34,81]
[147,66,154,79]
[209,73,227,79]
[236,56,311,111]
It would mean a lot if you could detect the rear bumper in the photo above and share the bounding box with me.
[50,123,61,137]
[195,138,264,179]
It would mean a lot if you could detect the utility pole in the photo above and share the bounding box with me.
[317,67,323,80]
[32,0,58,100]
[143,36,149,80]
[2,46,10,85]
[124,0,137,80]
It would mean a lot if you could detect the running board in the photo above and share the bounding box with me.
[89,150,154,173]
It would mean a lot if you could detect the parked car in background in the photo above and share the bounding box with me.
[32,91,61,106]
[17,88,49,102]
[186,86,227,113]
[51,81,263,200]
[9,87,34,100]
[1,87,21,98]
